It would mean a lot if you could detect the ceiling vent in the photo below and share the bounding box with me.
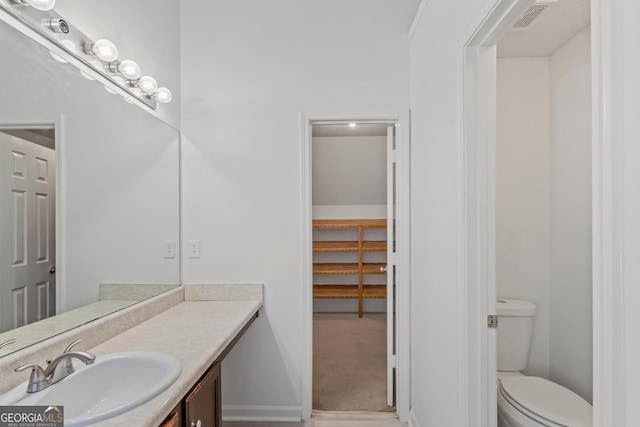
[512,4,549,29]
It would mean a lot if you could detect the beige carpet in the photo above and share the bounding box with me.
[313,313,393,412]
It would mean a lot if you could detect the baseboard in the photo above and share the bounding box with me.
[222,405,302,422]
[408,409,421,427]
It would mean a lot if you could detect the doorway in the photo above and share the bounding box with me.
[495,0,593,405]
[0,127,56,333]
[461,0,596,425]
[300,114,410,422]
[311,122,392,412]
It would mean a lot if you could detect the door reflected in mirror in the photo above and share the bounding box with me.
[0,128,56,333]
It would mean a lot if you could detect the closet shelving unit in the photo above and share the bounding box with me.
[312,219,387,317]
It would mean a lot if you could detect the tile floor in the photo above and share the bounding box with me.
[223,411,407,427]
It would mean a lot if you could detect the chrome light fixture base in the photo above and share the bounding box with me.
[0,0,170,110]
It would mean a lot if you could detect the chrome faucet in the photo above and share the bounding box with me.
[14,339,96,393]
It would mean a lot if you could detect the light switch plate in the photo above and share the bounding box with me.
[164,240,176,259]
[189,240,200,258]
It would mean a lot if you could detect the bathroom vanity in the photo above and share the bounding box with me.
[0,284,263,427]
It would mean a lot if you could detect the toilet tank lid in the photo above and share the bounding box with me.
[496,299,537,316]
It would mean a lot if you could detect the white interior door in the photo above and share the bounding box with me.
[0,131,56,332]
[386,124,397,407]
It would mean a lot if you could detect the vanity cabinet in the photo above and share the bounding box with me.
[160,405,182,427]
[158,310,258,427]
[159,361,221,427]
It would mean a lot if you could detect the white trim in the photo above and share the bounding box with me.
[395,111,411,423]
[591,0,625,426]
[408,0,431,42]
[300,112,411,422]
[458,1,535,426]
[300,112,314,420]
[54,116,66,315]
[408,409,421,427]
[222,405,302,422]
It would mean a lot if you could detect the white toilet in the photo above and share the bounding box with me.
[496,299,592,427]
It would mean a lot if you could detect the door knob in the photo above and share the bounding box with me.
[49,266,56,274]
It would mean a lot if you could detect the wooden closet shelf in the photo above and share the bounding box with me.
[313,241,386,252]
[313,285,360,298]
[312,285,388,299]
[313,241,359,252]
[362,241,386,252]
[362,285,387,298]
[312,218,389,317]
[313,219,387,229]
[313,263,387,275]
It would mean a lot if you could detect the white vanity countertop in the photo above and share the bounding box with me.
[87,299,261,427]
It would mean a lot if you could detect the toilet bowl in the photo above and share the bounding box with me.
[497,372,592,427]
[496,299,592,427]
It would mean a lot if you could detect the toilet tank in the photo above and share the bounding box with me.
[496,299,537,372]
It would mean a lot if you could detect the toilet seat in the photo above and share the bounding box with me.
[499,376,592,427]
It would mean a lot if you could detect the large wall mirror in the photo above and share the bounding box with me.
[0,15,180,356]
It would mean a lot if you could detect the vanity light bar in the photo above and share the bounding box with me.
[0,0,172,109]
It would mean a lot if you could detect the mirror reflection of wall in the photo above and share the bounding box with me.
[0,12,180,355]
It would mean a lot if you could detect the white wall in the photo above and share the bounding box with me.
[180,0,413,419]
[496,57,551,379]
[622,2,640,423]
[312,135,386,206]
[496,26,592,403]
[409,0,491,424]
[548,26,592,403]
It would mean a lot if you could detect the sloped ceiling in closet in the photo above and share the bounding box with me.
[312,124,387,206]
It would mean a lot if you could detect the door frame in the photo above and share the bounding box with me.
[458,2,534,425]
[0,115,66,315]
[460,0,617,426]
[300,112,411,422]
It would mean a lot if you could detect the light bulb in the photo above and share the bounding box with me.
[137,76,158,94]
[24,0,55,11]
[117,60,140,80]
[155,87,172,104]
[90,39,118,62]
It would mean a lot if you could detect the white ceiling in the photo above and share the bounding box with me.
[312,123,389,138]
[497,0,590,58]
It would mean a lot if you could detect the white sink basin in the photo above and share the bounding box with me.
[0,351,182,426]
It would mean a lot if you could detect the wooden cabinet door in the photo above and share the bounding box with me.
[184,362,221,427]
[159,404,182,427]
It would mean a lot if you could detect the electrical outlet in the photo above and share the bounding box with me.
[164,240,176,259]
[189,240,200,258]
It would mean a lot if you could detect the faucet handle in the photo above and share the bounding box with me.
[15,364,47,393]
[64,339,83,353]
[0,338,16,350]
